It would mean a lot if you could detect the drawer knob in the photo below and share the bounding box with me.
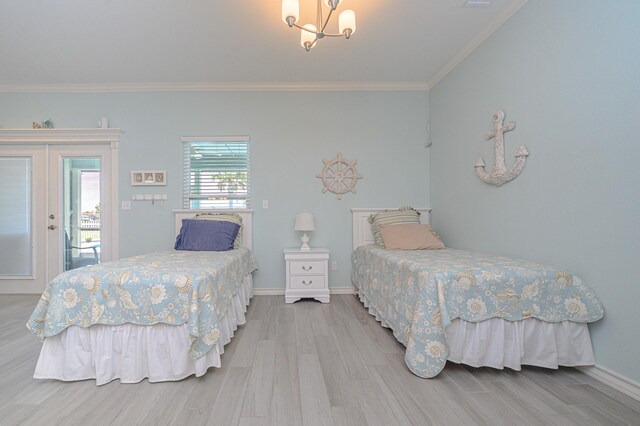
[302,280,312,286]
[302,265,313,271]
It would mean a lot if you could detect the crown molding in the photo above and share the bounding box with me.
[426,0,529,90]
[0,81,429,94]
[0,128,124,144]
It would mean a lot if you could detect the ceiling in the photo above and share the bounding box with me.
[0,0,527,91]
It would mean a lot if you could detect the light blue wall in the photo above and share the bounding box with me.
[0,90,430,290]
[430,1,640,382]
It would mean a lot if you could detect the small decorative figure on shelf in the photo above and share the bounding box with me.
[32,120,55,129]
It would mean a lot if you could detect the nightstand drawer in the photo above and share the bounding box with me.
[290,275,325,289]
[289,260,324,275]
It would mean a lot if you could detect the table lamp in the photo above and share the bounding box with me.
[295,211,315,251]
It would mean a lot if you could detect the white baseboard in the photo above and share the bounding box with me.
[578,365,640,401]
[330,287,357,295]
[252,288,285,296]
[253,287,355,296]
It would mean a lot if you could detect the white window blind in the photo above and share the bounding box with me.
[182,136,250,209]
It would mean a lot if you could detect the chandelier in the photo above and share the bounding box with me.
[281,0,357,51]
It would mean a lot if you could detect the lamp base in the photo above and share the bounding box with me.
[300,233,311,251]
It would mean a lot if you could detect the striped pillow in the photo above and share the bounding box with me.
[194,212,243,249]
[368,207,421,247]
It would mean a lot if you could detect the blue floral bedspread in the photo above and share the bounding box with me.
[27,248,257,359]
[351,246,604,378]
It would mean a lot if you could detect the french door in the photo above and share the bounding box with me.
[0,146,47,293]
[46,145,114,286]
[0,131,119,294]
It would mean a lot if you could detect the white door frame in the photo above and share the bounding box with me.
[0,129,122,293]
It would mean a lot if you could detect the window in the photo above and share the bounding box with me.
[182,136,250,209]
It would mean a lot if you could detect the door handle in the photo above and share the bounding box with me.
[48,225,57,230]
[49,214,55,219]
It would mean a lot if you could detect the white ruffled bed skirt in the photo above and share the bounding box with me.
[358,292,595,371]
[34,275,253,385]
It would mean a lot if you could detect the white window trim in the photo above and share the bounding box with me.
[181,136,250,143]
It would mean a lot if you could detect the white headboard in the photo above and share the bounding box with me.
[173,209,253,250]
[351,208,431,250]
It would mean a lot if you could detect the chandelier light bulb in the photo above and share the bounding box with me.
[282,0,300,27]
[338,9,356,38]
[300,24,317,51]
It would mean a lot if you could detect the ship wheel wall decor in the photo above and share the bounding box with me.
[316,153,363,199]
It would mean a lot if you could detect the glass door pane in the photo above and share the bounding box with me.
[0,157,32,276]
[62,158,101,271]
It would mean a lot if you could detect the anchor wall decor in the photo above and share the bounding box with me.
[475,110,528,186]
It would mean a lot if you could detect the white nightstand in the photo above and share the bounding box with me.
[284,248,330,304]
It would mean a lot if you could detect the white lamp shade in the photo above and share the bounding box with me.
[282,0,299,25]
[300,24,317,49]
[295,212,315,231]
[339,10,356,36]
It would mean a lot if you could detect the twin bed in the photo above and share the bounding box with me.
[351,208,604,378]
[27,210,256,385]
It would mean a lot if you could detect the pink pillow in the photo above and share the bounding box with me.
[378,224,445,250]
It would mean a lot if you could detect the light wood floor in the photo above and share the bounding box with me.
[1,294,638,425]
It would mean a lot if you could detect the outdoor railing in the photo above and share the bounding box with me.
[80,218,101,242]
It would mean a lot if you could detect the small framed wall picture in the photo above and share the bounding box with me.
[131,170,167,186]
[132,172,144,185]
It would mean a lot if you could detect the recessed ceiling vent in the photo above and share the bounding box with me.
[463,0,492,7]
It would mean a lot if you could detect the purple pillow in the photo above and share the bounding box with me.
[174,219,240,251]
